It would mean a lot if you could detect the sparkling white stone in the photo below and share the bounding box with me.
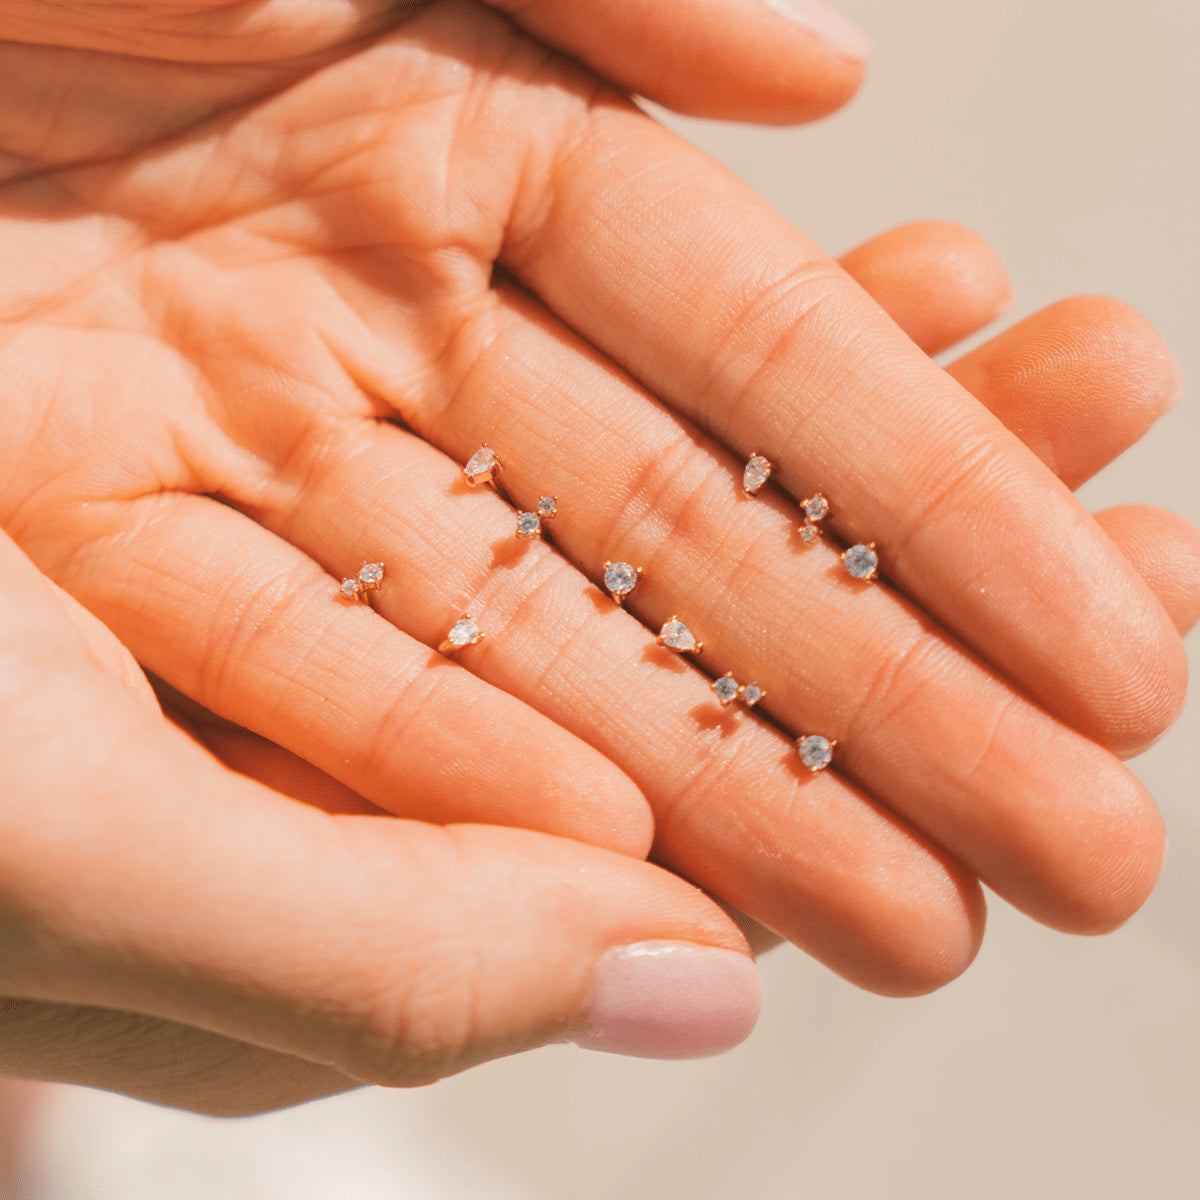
[797,735,834,771]
[447,617,481,647]
[843,544,879,580]
[340,578,360,598]
[463,446,499,485]
[739,682,763,707]
[743,455,773,495]
[797,522,819,544]
[358,562,384,587]
[538,496,557,518]
[516,512,541,538]
[712,675,739,706]
[803,494,830,521]
[659,618,699,653]
[604,561,639,598]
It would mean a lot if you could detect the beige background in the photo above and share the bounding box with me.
[39,0,1199,1195]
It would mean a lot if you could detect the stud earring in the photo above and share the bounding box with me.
[711,673,740,707]
[742,454,773,496]
[658,617,703,655]
[798,493,830,544]
[463,445,501,487]
[841,543,879,581]
[439,614,484,653]
[516,496,558,540]
[338,561,385,601]
[796,734,836,772]
[603,561,642,605]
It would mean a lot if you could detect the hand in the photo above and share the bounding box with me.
[0,528,768,1113]
[0,2,1191,1000]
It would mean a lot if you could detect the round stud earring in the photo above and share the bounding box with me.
[841,543,879,581]
[603,561,642,605]
[711,673,740,707]
[796,734,836,772]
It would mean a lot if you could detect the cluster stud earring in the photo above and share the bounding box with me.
[338,562,385,601]
[516,496,558,540]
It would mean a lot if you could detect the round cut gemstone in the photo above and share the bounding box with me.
[604,561,639,597]
[743,455,773,495]
[448,617,481,647]
[659,618,698,653]
[803,494,829,521]
[843,544,879,580]
[463,445,499,485]
[740,682,763,707]
[712,675,739,706]
[797,735,834,771]
[538,496,557,518]
[797,522,819,544]
[339,578,360,598]
[358,562,384,586]
[516,512,541,538]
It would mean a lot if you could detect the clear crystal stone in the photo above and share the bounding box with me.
[659,618,698,653]
[743,455,772,495]
[797,735,834,771]
[803,494,829,521]
[843,544,879,580]
[339,578,360,598]
[538,496,557,518]
[713,675,739,705]
[798,522,819,543]
[740,683,763,707]
[516,512,541,538]
[358,562,384,586]
[463,446,498,484]
[448,617,480,647]
[604,562,638,597]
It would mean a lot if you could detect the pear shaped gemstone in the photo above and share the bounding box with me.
[463,445,499,485]
[659,618,700,654]
[743,455,773,495]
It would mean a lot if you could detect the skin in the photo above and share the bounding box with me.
[0,0,1195,1117]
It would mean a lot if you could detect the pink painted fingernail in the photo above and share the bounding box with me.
[574,942,761,1059]
[763,0,872,60]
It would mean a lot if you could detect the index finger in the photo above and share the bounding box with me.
[502,96,1186,756]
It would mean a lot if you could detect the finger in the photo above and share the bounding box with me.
[0,999,357,1116]
[838,220,1012,356]
[485,0,869,124]
[0,535,760,1074]
[160,686,385,817]
[1094,506,1200,638]
[502,93,1186,756]
[946,296,1183,489]
[50,493,654,856]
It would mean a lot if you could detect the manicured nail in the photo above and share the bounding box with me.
[574,941,761,1059]
[763,0,871,60]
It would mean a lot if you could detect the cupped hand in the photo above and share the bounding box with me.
[0,528,767,1113]
[0,1,1192,1000]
